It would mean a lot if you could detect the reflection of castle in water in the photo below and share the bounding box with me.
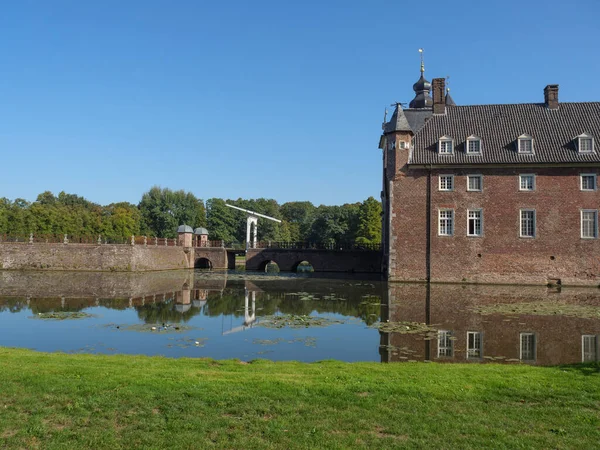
[380,284,600,365]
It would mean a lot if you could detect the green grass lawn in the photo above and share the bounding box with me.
[1,348,599,449]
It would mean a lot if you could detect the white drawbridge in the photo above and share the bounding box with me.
[225,204,281,249]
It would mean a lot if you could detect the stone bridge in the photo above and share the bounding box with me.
[245,248,382,273]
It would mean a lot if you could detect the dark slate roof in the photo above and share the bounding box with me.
[404,109,432,133]
[384,107,432,134]
[383,106,412,133]
[409,102,600,165]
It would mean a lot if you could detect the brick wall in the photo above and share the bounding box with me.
[194,248,229,269]
[0,243,193,272]
[389,166,600,285]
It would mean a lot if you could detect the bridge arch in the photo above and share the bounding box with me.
[292,260,315,273]
[195,258,213,269]
[258,259,280,272]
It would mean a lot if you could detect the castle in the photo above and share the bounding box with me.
[379,57,600,285]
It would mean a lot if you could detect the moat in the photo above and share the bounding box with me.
[0,270,599,364]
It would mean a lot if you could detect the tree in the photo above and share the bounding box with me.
[356,197,382,244]
[102,202,142,240]
[280,201,315,241]
[138,187,206,238]
[206,198,237,242]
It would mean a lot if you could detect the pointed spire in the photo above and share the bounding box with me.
[445,87,456,106]
[384,103,411,133]
[409,48,432,109]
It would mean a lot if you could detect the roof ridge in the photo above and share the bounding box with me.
[446,101,600,108]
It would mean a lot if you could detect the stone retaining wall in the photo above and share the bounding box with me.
[0,243,193,272]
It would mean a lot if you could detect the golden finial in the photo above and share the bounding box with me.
[419,48,424,74]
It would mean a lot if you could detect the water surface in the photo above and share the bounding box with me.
[0,271,599,364]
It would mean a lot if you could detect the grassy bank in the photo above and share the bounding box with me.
[1,349,599,449]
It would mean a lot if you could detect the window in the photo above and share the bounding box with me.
[520,209,536,238]
[581,173,597,191]
[467,175,483,191]
[578,134,594,153]
[439,209,454,236]
[466,136,482,154]
[438,330,454,357]
[518,134,534,154]
[439,175,454,191]
[582,335,598,362]
[520,333,536,362]
[438,136,454,154]
[519,174,535,191]
[467,332,483,359]
[581,210,598,239]
[467,210,483,237]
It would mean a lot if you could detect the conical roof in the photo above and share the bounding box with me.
[384,103,412,133]
[445,89,456,106]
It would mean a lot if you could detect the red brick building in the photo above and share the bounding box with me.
[380,67,600,286]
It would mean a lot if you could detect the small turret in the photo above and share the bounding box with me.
[445,88,456,106]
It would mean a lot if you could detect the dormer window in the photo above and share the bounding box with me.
[466,135,482,154]
[438,136,454,155]
[518,134,534,154]
[578,134,594,153]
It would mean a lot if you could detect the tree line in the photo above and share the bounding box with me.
[0,186,381,244]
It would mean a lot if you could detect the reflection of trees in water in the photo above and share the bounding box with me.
[0,297,28,313]
[134,298,202,323]
[28,298,93,314]
[203,290,381,326]
[1,288,382,326]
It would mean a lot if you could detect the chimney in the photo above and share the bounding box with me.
[544,84,559,110]
[432,78,445,114]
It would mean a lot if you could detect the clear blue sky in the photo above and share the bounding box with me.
[1,0,599,206]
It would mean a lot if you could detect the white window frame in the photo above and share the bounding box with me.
[467,209,483,237]
[580,173,597,191]
[581,210,598,239]
[438,330,454,358]
[577,134,595,154]
[466,135,482,155]
[519,174,536,191]
[582,335,599,362]
[520,209,536,238]
[439,174,454,191]
[520,332,536,362]
[438,136,454,155]
[467,174,483,192]
[438,209,454,236]
[467,331,483,359]
[518,134,534,154]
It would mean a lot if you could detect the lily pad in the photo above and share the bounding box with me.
[103,323,198,333]
[258,314,344,329]
[31,311,96,320]
[372,321,438,336]
[471,301,600,319]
